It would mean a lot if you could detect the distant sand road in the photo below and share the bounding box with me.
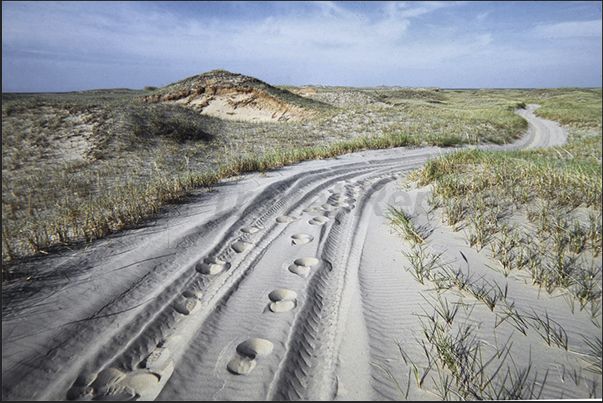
[486,103,567,150]
[2,107,576,400]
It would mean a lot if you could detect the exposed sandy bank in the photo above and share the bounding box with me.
[141,72,320,122]
[170,86,318,122]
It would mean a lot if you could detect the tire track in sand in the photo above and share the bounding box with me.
[1,106,565,400]
[17,149,432,401]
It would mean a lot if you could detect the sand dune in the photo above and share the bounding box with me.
[3,107,599,400]
[141,71,320,122]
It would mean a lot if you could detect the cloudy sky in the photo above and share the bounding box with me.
[2,1,602,92]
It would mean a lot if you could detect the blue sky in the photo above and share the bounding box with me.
[2,1,602,92]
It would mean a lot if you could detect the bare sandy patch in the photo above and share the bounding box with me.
[145,85,318,123]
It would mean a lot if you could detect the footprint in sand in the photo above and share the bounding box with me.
[303,206,321,214]
[320,203,335,211]
[288,257,319,278]
[174,297,200,316]
[80,385,137,401]
[175,289,203,315]
[324,196,353,210]
[227,338,274,375]
[327,196,344,204]
[346,184,361,194]
[240,226,261,234]
[267,289,298,313]
[139,346,172,371]
[110,372,160,399]
[182,289,203,299]
[196,257,230,275]
[68,335,179,400]
[276,215,298,223]
[88,370,164,401]
[291,233,314,245]
[231,240,252,253]
[66,368,122,400]
[309,216,329,226]
[90,368,127,389]
[68,367,133,401]
[68,345,177,401]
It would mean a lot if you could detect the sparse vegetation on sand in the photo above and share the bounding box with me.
[387,88,601,399]
[1,71,598,284]
[410,89,601,306]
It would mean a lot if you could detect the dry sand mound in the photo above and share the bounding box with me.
[2,107,599,400]
[141,71,319,122]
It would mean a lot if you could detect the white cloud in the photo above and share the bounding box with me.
[314,1,357,19]
[533,20,602,38]
[384,1,458,19]
[3,1,464,62]
[476,11,491,21]
[0,1,496,89]
[2,1,601,90]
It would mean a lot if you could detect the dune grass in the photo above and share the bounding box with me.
[387,87,601,400]
[409,138,601,311]
[1,85,597,282]
[406,89,602,319]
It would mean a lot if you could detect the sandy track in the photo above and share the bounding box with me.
[484,103,567,150]
[1,107,580,400]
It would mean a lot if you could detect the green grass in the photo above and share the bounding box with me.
[526,88,602,128]
[387,206,425,244]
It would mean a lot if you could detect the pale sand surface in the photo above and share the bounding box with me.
[171,87,318,122]
[2,107,600,400]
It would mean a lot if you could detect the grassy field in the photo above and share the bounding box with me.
[2,77,600,283]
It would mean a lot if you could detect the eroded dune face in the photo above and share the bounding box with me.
[142,84,318,123]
